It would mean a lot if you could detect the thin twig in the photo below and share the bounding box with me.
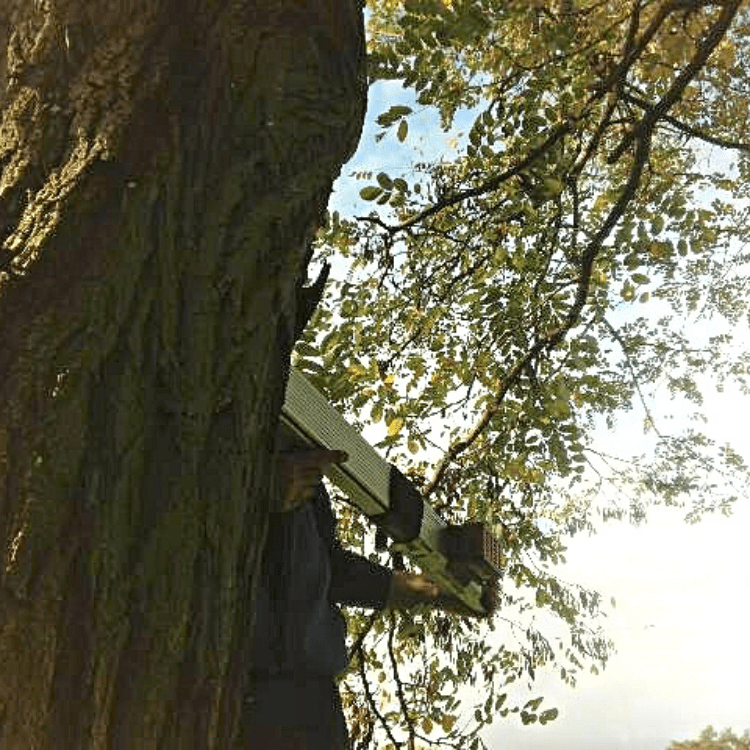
[348,611,380,664]
[388,611,416,750]
[600,315,665,438]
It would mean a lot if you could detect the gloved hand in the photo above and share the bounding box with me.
[275,448,348,513]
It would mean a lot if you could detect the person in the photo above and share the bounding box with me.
[240,446,497,749]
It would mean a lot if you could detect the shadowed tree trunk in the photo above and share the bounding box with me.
[0,1,366,747]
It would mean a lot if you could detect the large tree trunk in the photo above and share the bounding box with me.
[0,1,365,747]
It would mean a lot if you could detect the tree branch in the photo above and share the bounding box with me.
[356,121,573,234]
[572,0,642,177]
[621,87,750,153]
[425,56,666,497]
[608,0,743,162]
[357,644,402,750]
[597,0,724,98]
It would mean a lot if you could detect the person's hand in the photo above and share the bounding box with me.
[387,572,441,608]
[388,572,499,618]
[275,448,348,513]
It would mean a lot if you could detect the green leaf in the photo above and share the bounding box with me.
[341,300,358,317]
[397,119,409,142]
[376,105,413,127]
[524,697,544,712]
[377,172,393,190]
[370,402,383,424]
[441,715,457,733]
[294,358,324,375]
[539,708,559,725]
[360,186,383,201]
[352,392,370,409]
[295,342,319,358]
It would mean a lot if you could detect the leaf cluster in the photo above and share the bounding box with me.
[668,726,750,750]
[298,2,750,747]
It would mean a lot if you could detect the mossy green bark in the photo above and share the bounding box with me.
[0,1,366,747]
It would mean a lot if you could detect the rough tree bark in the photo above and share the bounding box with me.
[0,1,366,747]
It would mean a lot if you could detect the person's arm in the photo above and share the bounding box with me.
[274,449,394,608]
[277,448,497,617]
[314,485,394,609]
[327,509,498,617]
[329,544,394,609]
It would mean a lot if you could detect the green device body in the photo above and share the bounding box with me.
[280,367,502,615]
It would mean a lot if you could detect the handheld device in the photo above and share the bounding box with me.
[280,367,502,615]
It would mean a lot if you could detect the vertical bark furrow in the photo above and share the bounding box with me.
[0,2,366,747]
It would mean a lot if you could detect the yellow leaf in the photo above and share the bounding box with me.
[387,417,404,436]
[441,715,457,733]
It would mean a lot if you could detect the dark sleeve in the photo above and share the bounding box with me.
[313,485,393,610]
[329,544,393,610]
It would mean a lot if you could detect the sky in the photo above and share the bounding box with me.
[322,59,750,750]
[485,386,750,750]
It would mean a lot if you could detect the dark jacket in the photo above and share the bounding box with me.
[252,483,392,678]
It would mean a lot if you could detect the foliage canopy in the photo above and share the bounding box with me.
[668,726,750,750]
[295,1,750,748]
